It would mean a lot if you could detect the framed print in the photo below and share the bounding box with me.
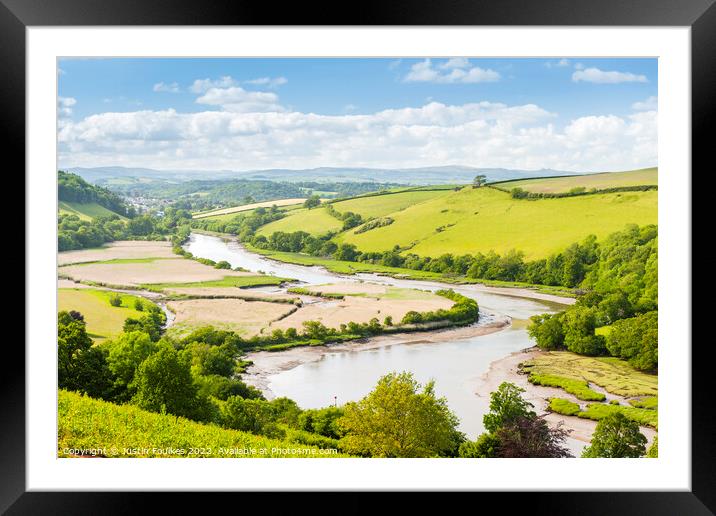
[7,0,712,512]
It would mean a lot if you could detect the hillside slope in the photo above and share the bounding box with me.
[253,169,658,260]
[59,201,126,221]
[58,390,344,458]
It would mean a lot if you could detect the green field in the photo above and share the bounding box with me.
[336,187,657,259]
[58,288,154,342]
[141,275,293,292]
[330,188,453,219]
[193,197,306,219]
[257,207,343,236]
[494,167,657,194]
[248,170,657,260]
[58,390,344,458]
[59,201,124,221]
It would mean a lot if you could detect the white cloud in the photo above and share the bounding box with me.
[632,95,658,111]
[440,57,470,69]
[545,58,570,68]
[195,86,284,113]
[153,82,180,93]
[58,99,656,173]
[572,67,648,84]
[190,76,239,94]
[58,96,76,117]
[245,76,287,88]
[404,59,500,84]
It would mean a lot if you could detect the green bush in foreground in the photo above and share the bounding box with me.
[582,412,647,458]
[646,436,658,458]
[528,373,605,401]
[58,390,344,458]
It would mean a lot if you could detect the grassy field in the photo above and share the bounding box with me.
[58,390,344,458]
[59,201,124,221]
[330,188,453,218]
[257,207,343,236]
[141,275,292,292]
[58,288,154,342]
[493,168,657,194]
[336,187,657,259]
[521,351,657,397]
[192,198,306,219]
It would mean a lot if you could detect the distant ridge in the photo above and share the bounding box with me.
[66,165,575,186]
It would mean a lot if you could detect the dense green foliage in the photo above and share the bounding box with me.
[460,382,571,458]
[581,412,647,458]
[59,171,133,217]
[58,206,192,251]
[337,372,464,457]
[528,225,657,366]
[58,311,114,399]
[605,312,658,372]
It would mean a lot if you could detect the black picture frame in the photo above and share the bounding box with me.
[6,0,709,512]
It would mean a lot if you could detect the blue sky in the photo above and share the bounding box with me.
[58,57,658,172]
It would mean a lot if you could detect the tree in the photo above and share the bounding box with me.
[472,174,487,188]
[105,331,158,400]
[57,311,113,399]
[483,382,536,434]
[458,432,501,458]
[131,344,201,420]
[338,372,464,457]
[646,436,658,458]
[528,313,565,350]
[108,293,122,307]
[581,412,647,458]
[494,416,572,458]
[303,195,321,209]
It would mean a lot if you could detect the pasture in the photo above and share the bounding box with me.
[257,207,343,236]
[192,197,307,219]
[330,188,453,219]
[59,201,124,221]
[58,288,154,342]
[336,187,657,259]
[493,167,657,194]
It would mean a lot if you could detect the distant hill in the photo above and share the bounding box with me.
[66,165,575,186]
[58,171,132,219]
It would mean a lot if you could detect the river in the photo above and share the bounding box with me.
[183,232,572,440]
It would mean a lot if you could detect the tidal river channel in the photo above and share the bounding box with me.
[184,232,572,439]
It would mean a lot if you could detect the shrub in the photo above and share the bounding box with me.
[109,293,122,307]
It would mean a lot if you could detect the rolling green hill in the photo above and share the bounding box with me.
[253,169,658,260]
[59,201,126,221]
[58,390,345,458]
[492,167,657,194]
[257,206,343,236]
